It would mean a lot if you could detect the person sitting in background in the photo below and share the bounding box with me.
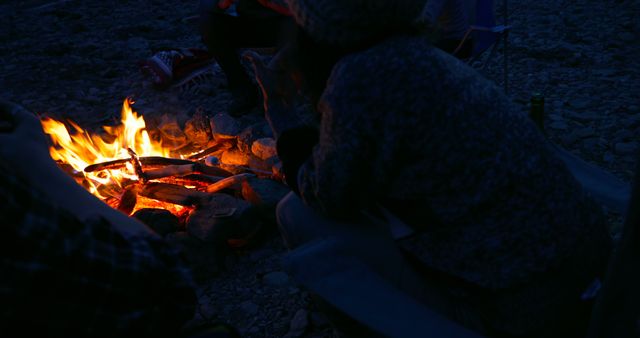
[245,0,612,336]
[418,0,474,58]
[142,0,292,117]
[0,101,197,336]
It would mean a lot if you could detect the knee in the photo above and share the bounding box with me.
[276,192,317,249]
[275,192,298,242]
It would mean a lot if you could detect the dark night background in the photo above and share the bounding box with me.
[0,0,638,336]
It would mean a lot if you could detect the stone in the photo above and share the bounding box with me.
[614,142,639,156]
[284,309,309,338]
[132,208,180,236]
[618,32,635,42]
[242,177,290,208]
[582,137,606,152]
[247,155,279,177]
[220,149,251,166]
[548,120,568,130]
[186,193,251,243]
[560,127,596,145]
[239,301,259,317]
[158,114,188,149]
[249,248,275,262]
[187,193,264,248]
[164,232,224,282]
[564,110,602,123]
[237,122,270,153]
[127,37,150,51]
[603,151,615,164]
[613,129,634,143]
[251,137,278,160]
[184,112,211,147]
[263,271,290,287]
[210,113,240,140]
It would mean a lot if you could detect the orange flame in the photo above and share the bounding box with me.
[41,98,170,198]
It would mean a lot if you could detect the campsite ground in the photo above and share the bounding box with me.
[1,0,638,336]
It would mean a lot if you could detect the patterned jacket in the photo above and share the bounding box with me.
[279,35,611,333]
[0,162,196,336]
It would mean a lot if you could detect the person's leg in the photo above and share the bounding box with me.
[198,0,291,114]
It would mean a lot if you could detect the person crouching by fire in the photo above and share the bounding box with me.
[244,0,613,336]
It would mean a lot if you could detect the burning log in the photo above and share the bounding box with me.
[117,187,138,215]
[84,156,195,173]
[143,163,233,181]
[128,148,147,183]
[206,173,255,193]
[187,142,232,161]
[205,156,272,176]
[181,174,225,183]
[139,183,209,206]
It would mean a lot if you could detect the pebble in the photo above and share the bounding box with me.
[263,271,291,287]
[239,301,259,317]
[548,121,568,130]
[614,142,639,155]
[283,309,309,338]
[618,32,635,42]
[251,137,278,160]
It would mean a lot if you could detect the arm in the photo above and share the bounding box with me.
[294,93,381,219]
[247,51,381,219]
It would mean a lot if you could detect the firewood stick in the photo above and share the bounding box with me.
[144,164,198,180]
[187,142,232,160]
[142,163,232,180]
[84,156,195,173]
[206,173,255,193]
[181,174,225,183]
[139,183,209,206]
[117,187,137,215]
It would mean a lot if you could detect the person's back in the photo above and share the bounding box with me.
[296,35,611,336]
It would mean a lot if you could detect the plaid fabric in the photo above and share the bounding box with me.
[0,163,196,337]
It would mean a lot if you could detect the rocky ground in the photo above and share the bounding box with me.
[1,0,638,337]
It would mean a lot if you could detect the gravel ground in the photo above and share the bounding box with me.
[1,0,638,337]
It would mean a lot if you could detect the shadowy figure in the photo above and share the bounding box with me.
[199,0,292,115]
[140,1,292,116]
[418,0,475,58]
[245,0,613,336]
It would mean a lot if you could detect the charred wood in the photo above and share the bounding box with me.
[83,156,194,173]
[139,182,209,206]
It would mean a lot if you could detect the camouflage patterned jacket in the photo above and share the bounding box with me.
[280,35,611,332]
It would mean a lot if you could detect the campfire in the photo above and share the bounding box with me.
[41,98,285,234]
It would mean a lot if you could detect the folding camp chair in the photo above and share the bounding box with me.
[283,237,482,338]
[454,0,511,92]
[586,155,640,338]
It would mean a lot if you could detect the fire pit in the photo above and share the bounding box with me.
[41,98,289,259]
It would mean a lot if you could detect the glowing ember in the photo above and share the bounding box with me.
[41,98,187,215]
